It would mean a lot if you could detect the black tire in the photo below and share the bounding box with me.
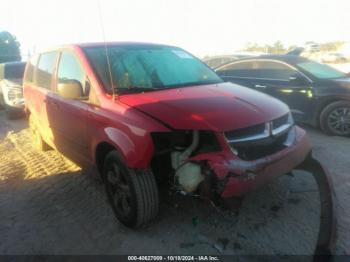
[29,114,51,151]
[0,95,4,110]
[320,100,350,136]
[103,150,159,228]
[5,105,19,120]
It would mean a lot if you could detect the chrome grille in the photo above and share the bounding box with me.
[225,113,295,160]
[225,113,292,146]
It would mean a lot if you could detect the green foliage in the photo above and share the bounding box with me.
[243,41,288,54]
[0,31,21,63]
[243,42,268,53]
[243,41,346,54]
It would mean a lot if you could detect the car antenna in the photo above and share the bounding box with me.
[97,0,116,101]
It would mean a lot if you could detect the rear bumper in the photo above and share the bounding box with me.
[219,126,311,198]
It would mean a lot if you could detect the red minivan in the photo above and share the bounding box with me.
[23,42,311,227]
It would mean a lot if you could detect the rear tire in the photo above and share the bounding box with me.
[320,101,350,136]
[103,151,159,228]
[29,114,51,151]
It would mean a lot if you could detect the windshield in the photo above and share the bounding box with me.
[297,61,346,79]
[83,45,222,93]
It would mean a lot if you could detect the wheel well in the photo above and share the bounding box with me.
[316,98,348,125]
[95,142,116,176]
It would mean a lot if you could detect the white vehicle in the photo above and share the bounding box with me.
[0,62,26,119]
[304,42,320,52]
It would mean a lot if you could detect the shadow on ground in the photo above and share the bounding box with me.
[0,126,324,255]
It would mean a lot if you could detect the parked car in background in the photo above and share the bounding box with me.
[321,52,347,63]
[304,42,320,52]
[202,55,242,69]
[216,55,350,136]
[0,61,26,118]
[202,54,253,69]
[24,42,311,227]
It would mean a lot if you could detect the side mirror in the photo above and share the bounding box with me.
[57,80,83,99]
[289,73,309,86]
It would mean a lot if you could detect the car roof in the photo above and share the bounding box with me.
[236,54,310,64]
[36,42,178,54]
[74,41,175,49]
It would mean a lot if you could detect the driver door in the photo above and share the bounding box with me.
[47,50,90,165]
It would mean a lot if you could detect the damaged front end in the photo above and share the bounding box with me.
[151,113,312,199]
[151,113,336,257]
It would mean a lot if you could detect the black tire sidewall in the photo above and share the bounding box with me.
[5,105,17,120]
[103,151,139,227]
[320,100,350,136]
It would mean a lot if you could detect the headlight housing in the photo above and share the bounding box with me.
[7,88,23,101]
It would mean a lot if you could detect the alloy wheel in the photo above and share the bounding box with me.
[105,163,132,218]
[327,107,350,135]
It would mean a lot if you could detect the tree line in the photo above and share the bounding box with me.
[0,31,21,63]
[242,41,345,54]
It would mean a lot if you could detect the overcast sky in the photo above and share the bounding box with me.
[1,0,349,58]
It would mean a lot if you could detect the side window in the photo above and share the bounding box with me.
[36,52,58,89]
[254,61,296,80]
[57,52,87,96]
[217,61,258,78]
[24,55,39,84]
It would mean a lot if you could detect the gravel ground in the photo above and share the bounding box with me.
[0,111,349,255]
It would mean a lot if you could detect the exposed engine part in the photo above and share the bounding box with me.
[171,130,199,167]
[174,162,203,193]
[171,131,204,193]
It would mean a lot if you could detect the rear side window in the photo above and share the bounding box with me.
[36,52,58,89]
[254,61,296,80]
[24,55,39,83]
[217,61,256,78]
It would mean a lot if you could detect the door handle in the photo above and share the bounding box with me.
[255,84,267,89]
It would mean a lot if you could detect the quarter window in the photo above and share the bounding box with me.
[36,52,58,89]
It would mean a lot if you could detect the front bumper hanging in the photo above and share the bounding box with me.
[296,154,337,259]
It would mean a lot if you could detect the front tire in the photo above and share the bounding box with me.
[320,101,350,136]
[103,151,159,228]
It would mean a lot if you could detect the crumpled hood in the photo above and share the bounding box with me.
[119,82,290,131]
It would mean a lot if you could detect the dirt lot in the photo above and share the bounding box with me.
[0,110,349,255]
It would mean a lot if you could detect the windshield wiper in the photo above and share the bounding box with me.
[164,80,223,89]
[116,86,159,94]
